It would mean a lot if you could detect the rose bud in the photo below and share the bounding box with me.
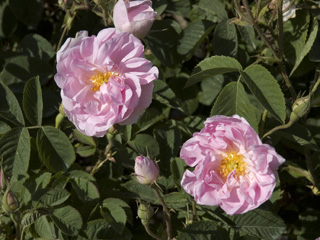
[2,190,19,213]
[137,201,154,226]
[113,0,157,39]
[134,156,159,185]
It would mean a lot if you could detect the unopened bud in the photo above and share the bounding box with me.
[289,95,311,123]
[134,156,159,185]
[137,202,154,226]
[2,190,19,213]
[55,104,66,128]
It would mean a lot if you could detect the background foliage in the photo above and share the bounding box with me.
[0,0,320,239]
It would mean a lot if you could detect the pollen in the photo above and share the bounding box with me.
[219,151,247,179]
[90,71,118,92]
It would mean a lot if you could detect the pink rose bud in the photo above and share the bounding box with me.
[113,0,157,39]
[180,115,285,215]
[134,156,159,185]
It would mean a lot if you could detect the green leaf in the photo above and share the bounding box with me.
[39,189,71,207]
[153,80,182,110]
[237,25,256,50]
[0,55,52,93]
[0,121,11,135]
[20,34,55,61]
[190,0,227,22]
[290,18,318,76]
[309,23,320,62]
[0,0,17,38]
[231,209,286,239]
[23,76,43,126]
[0,127,30,178]
[73,129,96,146]
[198,75,224,106]
[36,126,75,173]
[51,205,83,236]
[177,20,214,60]
[213,19,238,57]
[122,180,158,203]
[144,20,179,67]
[155,192,187,209]
[76,145,96,157]
[9,0,43,29]
[0,82,25,126]
[135,107,165,134]
[240,64,286,123]
[67,170,96,181]
[101,198,130,234]
[34,216,56,240]
[21,208,51,227]
[71,177,100,203]
[211,81,259,132]
[128,133,159,159]
[177,221,229,240]
[171,157,187,189]
[185,56,242,87]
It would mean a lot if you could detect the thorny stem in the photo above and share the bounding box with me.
[241,0,297,99]
[90,126,117,175]
[144,224,163,240]
[151,184,172,240]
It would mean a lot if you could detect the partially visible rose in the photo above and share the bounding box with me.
[54,29,158,137]
[113,0,157,39]
[134,156,159,185]
[180,115,285,215]
[282,0,296,21]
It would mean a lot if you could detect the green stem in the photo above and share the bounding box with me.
[305,149,320,192]
[11,213,21,240]
[151,185,172,240]
[262,121,293,140]
[90,126,117,175]
[144,224,164,240]
[259,109,268,138]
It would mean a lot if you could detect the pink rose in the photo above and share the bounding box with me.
[180,115,285,215]
[54,29,158,137]
[113,0,157,39]
[134,156,159,185]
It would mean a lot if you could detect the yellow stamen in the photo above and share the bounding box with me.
[90,71,118,92]
[219,151,247,179]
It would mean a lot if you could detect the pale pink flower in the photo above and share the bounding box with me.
[54,29,158,137]
[113,0,157,39]
[134,156,159,185]
[180,115,285,215]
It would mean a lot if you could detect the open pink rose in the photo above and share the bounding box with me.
[134,156,159,185]
[180,115,285,215]
[113,0,157,39]
[54,29,158,137]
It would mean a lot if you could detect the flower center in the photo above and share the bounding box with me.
[219,151,247,179]
[90,71,118,92]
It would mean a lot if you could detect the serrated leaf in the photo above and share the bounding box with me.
[21,208,51,227]
[122,180,158,203]
[190,0,227,21]
[211,81,259,132]
[199,75,224,106]
[128,133,159,159]
[231,209,286,240]
[177,221,229,240]
[0,121,11,135]
[36,126,75,173]
[73,129,96,146]
[39,189,71,207]
[135,107,165,134]
[71,177,100,203]
[23,76,43,126]
[155,192,187,209]
[101,198,130,234]
[51,205,83,236]
[186,56,242,87]
[67,170,96,181]
[0,82,25,126]
[290,19,318,76]
[177,20,214,60]
[34,216,56,239]
[21,34,55,61]
[240,65,286,123]
[153,80,182,110]
[0,127,30,178]
[213,19,238,57]
[171,157,187,190]
[76,145,96,157]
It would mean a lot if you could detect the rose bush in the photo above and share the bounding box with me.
[113,0,157,38]
[180,115,285,215]
[54,28,158,137]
